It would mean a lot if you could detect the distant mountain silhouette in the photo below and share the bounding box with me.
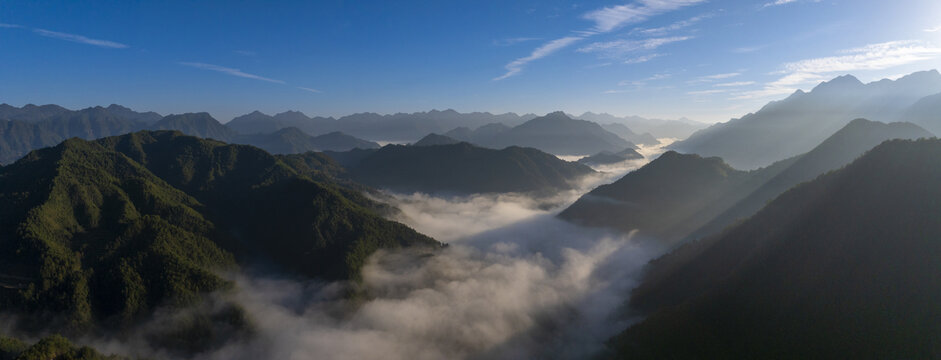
[609,138,941,358]
[0,104,158,164]
[671,70,941,169]
[226,109,538,141]
[412,133,463,146]
[900,91,941,135]
[152,112,238,141]
[599,123,659,146]
[561,119,933,244]
[577,148,644,166]
[0,131,437,336]
[577,112,705,139]
[445,111,633,155]
[328,142,595,194]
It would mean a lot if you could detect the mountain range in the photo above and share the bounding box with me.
[576,112,706,139]
[671,70,941,169]
[0,131,437,350]
[561,118,933,244]
[609,138,941,358]
[0,105,379,164]
[444,111,635,155]
[325,141,595,194]
[228,109,539,141]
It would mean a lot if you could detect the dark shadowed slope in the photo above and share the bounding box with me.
[610,138,941,359]
[559,151,771,244]
[412,133,462,146]
[0,131,437,334]
[671,70,941,169]
[562,118,933,245]
[690,119,933,239]
[337,142,595,194]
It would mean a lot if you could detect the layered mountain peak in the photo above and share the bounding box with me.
[810,74,864,93]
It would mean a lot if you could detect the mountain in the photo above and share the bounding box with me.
[577,112,706,139]
[308,131,381,151]
[332,142,595,194]
[609,138,941,358]
[412,133,462,146]
[446,112,633,155]
[599,123,659,146]
[689,118,934,239]
[152,113,237,141]
[226,109,537,141]
[236,128,379,154]
[0,131,437,337]
[560,151,764,243]
[102,104,162,124]
[561,119,932,244]
[670,70,941,169]
[577,148,644,166]
[900,92,941,135]
[0,105,152,164]
[332,109,536,141]
[0,103,71,122]
[444,123,511,144]
[227,110,282,134]
[226,110,336,136]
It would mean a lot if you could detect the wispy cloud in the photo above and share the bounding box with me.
[493,37,541,46]
[732,40,941,99]
[179,62,285,84]
[925,25,941,33]
[687,89,727,95]
[763,0,820,7]
[234,50,257,56]
[582,0,707,33]
[618,72,671,87]
[495,0,705,80]
[578,36,692,58]
[732,45,766,53]
[715,81,756,87]
[33,28,127,48]
[625,53,664,64]
[633,12,713,36]
[0,23,22,28]
[494,36,583,80]
[687,72,741,84]
[297,86,322,93]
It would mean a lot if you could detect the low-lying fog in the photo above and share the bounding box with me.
[91,141,673,359]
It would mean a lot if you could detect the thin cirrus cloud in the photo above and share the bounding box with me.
[578,36,692,58]
[494,0,706,80]
[297,87,322,93]
[625,53,664,64]
[633,12,713,36]
[179,62,285,84]
[492,37,542,47]
[732,40,941,99]
[925,25,941,33]
[0,23,22,28]
[33,28,128,48]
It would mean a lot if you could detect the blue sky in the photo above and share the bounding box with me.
[2,0,941,123]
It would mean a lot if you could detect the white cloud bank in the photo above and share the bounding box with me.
[733,40,941,100]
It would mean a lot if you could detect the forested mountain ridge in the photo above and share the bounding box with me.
[0,131,438,340]
[609,138,941,358]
